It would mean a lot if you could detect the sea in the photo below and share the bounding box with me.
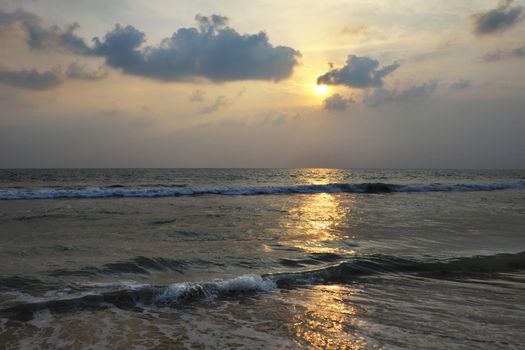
[0,168,524,349]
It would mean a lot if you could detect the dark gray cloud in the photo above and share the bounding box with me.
[0,67,62,90]
[317,55,400,88]
[26,21,91,54]
[364,80,438,107]
[0,8,30,27]
[0,62,107,90]
[323,93,355,111]
[0,9,91,54]
[89,14,300,82]
[2,10,300,83]
[0,8,37,32]
[481,45,525,61]
[195,14,228,32]
[471,0,524,35]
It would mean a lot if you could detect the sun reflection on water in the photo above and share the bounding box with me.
[279,169,357,254]
[292,285,372,349]
[296,168,347,185]
[290,193,346,239]
[276,169,369,347]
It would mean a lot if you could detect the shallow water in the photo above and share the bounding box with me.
[0,169,524,349]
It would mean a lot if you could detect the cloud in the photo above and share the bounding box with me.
[481,50,505,62]
[217,117,247,128]
[0,67,62,90]
[190,89,206,102]
[259,110,300,126]
[65,62,107,80]
[237,87,246,97]
[480,45,525,61]
[99,107,124,118]
[0,62,107,90]
[0,8,28,27]
[195,14,229,32]
[317,55,400,88]
[89,14,300,82]
[0,9,91,54]
[196,87,247,111]
[511,46,525,57]
[341,25,367,36]
[201,96,229,114]
[450,79,471,90]
[0,8,36,32]
[471,0,524,35]
[364,80,438,107]
[2,10,300,83]
[323,93,355,111]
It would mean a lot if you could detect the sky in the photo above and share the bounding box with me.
[1,0,524,168]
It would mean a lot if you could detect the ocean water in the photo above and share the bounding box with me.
[0,168,524,349]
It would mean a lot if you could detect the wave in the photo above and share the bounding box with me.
[0,181,524,200]
[45,254,346,278]
[106,183,187,188]
[2,252,524,321]
[0,275,276,322]
[270,251,525,287]
[46,256,187,277]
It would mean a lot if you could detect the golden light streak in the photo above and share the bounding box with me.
[292,285,371,349]
[277,169,355,254]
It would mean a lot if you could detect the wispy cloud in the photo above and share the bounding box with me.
[364,81,438,107]
[0,9,92,54]
[65,62,107,80]
[0,62,107,90]
[471,0,524,35]
[0,67,61,90]
[323,93,355,111]
[201,96,229,114]
[450,79,471,90]
[480,46,525,62]
[190,89,206,102]
[341,25,367,36]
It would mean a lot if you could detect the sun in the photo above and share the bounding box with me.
[314,85,328,95]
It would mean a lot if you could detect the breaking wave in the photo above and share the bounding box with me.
[2,252,524,321]
[1,181,524,200]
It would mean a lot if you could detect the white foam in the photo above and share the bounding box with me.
[0,181,524,200]
[396,182,525,192]
[153,274,276,304]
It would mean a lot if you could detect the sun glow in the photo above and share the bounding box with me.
[314,85,328,95]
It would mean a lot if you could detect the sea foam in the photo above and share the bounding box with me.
[0,181,524,200]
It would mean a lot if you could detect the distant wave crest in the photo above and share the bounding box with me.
[0,181,524,200]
